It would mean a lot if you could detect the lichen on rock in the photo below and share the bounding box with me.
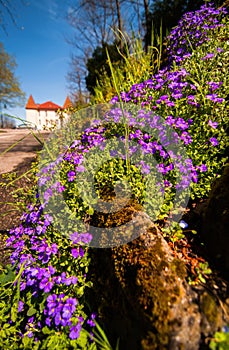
[88,207,228,349]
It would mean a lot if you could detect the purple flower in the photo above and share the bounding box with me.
[69,324,81,340]
[206,94,224,103]
[64,276,78,285]
[39,278,54,293]
[75,165,85,172]
[208,120,218,129]
[54,312,62,326]
[65,297,77,312]
[87,319,96,327]
[216,47,224,53]
[160,94,168,101]
[191,171,198,183]
[20,281,26,291]
[62,306,73,320]
[70,232,92,244]
[53,181,65,193]
[47,294,57,309]
[27,331,34,338]
[171,92,183,99]
[67,171,76,182]
[45,317,52,327]
[43,188,53,202]
[71,247,84,258]
[139,160,151,174]
[198,164,208,172]
[187,95,199,107]
[179,220,188,229]
[163,180,172,187]
[71,248,79,258]
[207,81,222,92]
[44,214,53,226]
[165,100,175,107]
[180,131,192,145]
[18,301,24,312]
[156,163,167,175]
[175,117,189,131]
[201,53,214,60]
[209,137,219,146]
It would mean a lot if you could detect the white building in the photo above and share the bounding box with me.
[26,95,72,130]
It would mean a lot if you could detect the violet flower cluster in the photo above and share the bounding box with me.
[166,2,227,64]
[5,200,94,342]
[109,5,227,166]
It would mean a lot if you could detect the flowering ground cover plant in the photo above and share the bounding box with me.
[0,2,228,349]
[36,106,198,247]
[0,202,96,349]
[111,3,228,199]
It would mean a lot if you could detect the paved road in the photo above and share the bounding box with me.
[0,129,50,174]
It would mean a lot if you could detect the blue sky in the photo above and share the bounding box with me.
[1,0,73,122]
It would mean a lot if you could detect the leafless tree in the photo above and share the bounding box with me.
[67,0,153,97]
[67,54,90,105]
[0,0,25,33]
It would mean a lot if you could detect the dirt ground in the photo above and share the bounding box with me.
[0,128,50,233]
[0,128,50,174]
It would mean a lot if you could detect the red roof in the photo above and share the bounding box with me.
[38,101,62,110]
[63,96,72,109]
[25,95,70,111]
[26,95,38,109]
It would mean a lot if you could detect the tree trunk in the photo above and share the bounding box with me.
[143,0,151,51]
[115,0,123,48]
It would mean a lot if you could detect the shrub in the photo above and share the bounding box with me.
[91,30,164,104]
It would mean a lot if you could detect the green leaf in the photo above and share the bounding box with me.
[42,326,51,335]
[22,336,31,348]
[11,302,18,323]
[87,207,94,215]
[0,265,16,285]
[27,306,37,316]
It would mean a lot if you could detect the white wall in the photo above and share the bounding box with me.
[26,109,62,130]
[26,109,38,127]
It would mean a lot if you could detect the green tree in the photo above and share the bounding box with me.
[145,0,226,48]
[85,41,125,95]
[0,42,25,108]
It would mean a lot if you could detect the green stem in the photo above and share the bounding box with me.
[106,48,130,175]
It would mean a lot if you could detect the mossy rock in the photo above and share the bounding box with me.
[112,224,202,350]
[87,206,227,349]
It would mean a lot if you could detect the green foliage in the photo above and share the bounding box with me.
[0,42,25,107]
[181,17,229,198]
[134,16,229,200]
[209,329,229,350]
[91,30,163,104]
[86,42,125,96]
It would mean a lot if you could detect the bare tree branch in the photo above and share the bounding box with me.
[67,0,153,98]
